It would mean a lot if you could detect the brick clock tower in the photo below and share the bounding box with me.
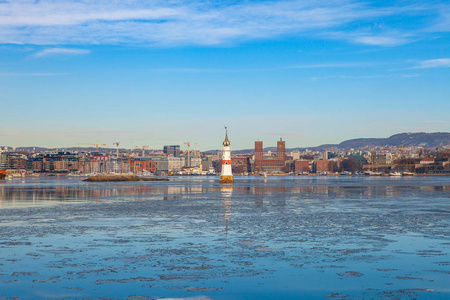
[277,138,285,161]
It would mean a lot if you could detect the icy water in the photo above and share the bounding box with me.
[0,176,449,300]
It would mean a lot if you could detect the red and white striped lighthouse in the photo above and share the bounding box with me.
[220,127,234,183]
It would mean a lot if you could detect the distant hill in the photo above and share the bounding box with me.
[325,132,450,150]
[230,132,450,154]
[1,147,127,154]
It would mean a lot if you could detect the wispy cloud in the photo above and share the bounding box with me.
[324,29,411,46]
[310,73,420,80]
[0,0,447,47]
[34,48,91,57]
[149,63,376,73]
[416,58,450,68]
[351,35,411,47]
[0,72,66,77]
[286,62,382,69]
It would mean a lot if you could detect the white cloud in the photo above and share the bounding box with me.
[287,63,376,69]
[34,48,91,57]
[416,58,450,68]
[352,35,410,46]
[0,0,447,46]
[326,29,414,46]
[310,74,420,80]
[0,72,66,76]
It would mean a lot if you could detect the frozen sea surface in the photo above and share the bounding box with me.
[0,176,449,299]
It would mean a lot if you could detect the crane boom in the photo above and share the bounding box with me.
[77,140,106,152]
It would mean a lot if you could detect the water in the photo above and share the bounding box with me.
[0,176,449,299]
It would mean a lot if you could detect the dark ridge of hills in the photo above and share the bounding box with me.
[329,132,450,150]
[296,132,450,151]
[230,132,450,154]
[1,147,127,154]
[3,132,450,154]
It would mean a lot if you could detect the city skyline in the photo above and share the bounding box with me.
[1,0,450,150]
[1,131,449,153]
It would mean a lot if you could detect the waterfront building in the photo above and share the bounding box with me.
[316,160,332,173]
[220,128,234,183]
[204,150,221,161]
[152,156,185,174]
[80,152,109,174]
[54,160,79,172]
[163,145,181,157]
[188,157,202,168]
[105,160,121,173]
[291,150,300,160]
[29,151,79,173]
[369,152,387,165]
[420,157,435,164]
[120,158,156,174]
[201,157,213,172]
[193,150,201,158]
[295,160,310,173]
[231,157,251,174]
[254,139,286,173]
[0,152,27,172]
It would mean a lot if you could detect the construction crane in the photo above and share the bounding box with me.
[77,140,106,152]
[134,146,149,157]
[113,142,120,158]
[183,142,197,167]
[183,142,191,167]
[142,146,149,157]
[134,146,140,156]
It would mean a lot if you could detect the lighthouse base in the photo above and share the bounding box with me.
[220,175,234,183]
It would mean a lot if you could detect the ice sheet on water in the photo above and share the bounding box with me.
[0,176,449,299]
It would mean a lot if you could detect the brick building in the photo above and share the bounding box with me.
[32,152,79,173]
[121,158,157,174]
[54,160,79,172]
[316,160,332,172]
[0,152,27,171]
[32,160,43,172]
[295,160,310,173]
[231,157,250,174]
[254,139,286,173]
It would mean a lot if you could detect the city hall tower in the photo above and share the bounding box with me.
[220,127,234,183]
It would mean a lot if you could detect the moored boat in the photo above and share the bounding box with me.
[389,171,402,176]
[364,171,383,176]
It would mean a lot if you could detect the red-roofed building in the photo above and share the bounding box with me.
[420,158,435,164]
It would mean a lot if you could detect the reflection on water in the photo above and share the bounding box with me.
[1,176,449,209]
[221,185,233,236]
[0,176,449,299]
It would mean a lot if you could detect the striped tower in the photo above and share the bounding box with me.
[220,127,234,183]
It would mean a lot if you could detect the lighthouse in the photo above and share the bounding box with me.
[220,127,234,183]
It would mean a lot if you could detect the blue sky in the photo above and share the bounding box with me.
[0,0,449,151]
